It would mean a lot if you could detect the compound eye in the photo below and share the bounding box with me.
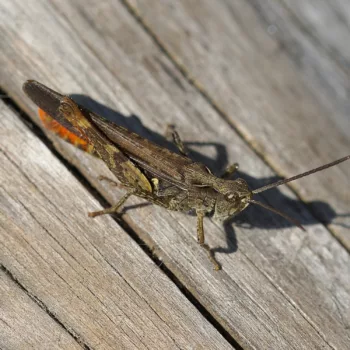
[225,193,236,201]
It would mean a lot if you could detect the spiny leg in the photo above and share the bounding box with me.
[220,163,239,179]
[165,124,188,156]
[98,175,119,186]
[196,211,221,271]
[88,190,134,218]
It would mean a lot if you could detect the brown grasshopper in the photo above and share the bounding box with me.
[23,80,350,270]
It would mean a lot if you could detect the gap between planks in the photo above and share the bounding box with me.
[119,0,347,251]
[0,87,242,350]
[0,1,348,348]
[0,265,91,350]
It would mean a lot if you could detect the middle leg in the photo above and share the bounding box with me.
[196,210,221,270]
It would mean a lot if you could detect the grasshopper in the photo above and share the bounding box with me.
[23,80,350,270]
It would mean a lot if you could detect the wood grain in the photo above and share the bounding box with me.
[250,0,350,127]
[0,269,82,350]
[1,1,349,349]
[0,102,231,349]
[128,0,350,247]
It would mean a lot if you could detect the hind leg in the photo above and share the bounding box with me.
[88,190,134,218]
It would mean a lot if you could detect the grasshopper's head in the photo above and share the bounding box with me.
[212,177,305,228]
[212,155,350,229]
[213,178,252,222]
[212,176,306,229]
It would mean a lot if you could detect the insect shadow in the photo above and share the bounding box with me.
[71,94,345,256]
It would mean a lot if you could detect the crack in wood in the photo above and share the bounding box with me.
[1,265,92,350]
[118,1,350,258]
[1,87,242,349]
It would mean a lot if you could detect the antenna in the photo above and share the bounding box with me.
[246,199,305,231]
[252,155,350,195]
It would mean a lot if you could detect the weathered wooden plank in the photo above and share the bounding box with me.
[250,0,350,129]
[1,1,349,349]
[128,0,350,248]
[0,102,232,349]
[0,269,83,350]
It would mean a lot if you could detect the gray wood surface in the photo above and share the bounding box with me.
[0,101,231,349]
[0,1,349,349]
[0,269,82,350]
[250,0,350,129]
[129,0,350,248]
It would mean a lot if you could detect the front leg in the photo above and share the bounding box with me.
[196,210,221,270]
[220,163,239,179]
